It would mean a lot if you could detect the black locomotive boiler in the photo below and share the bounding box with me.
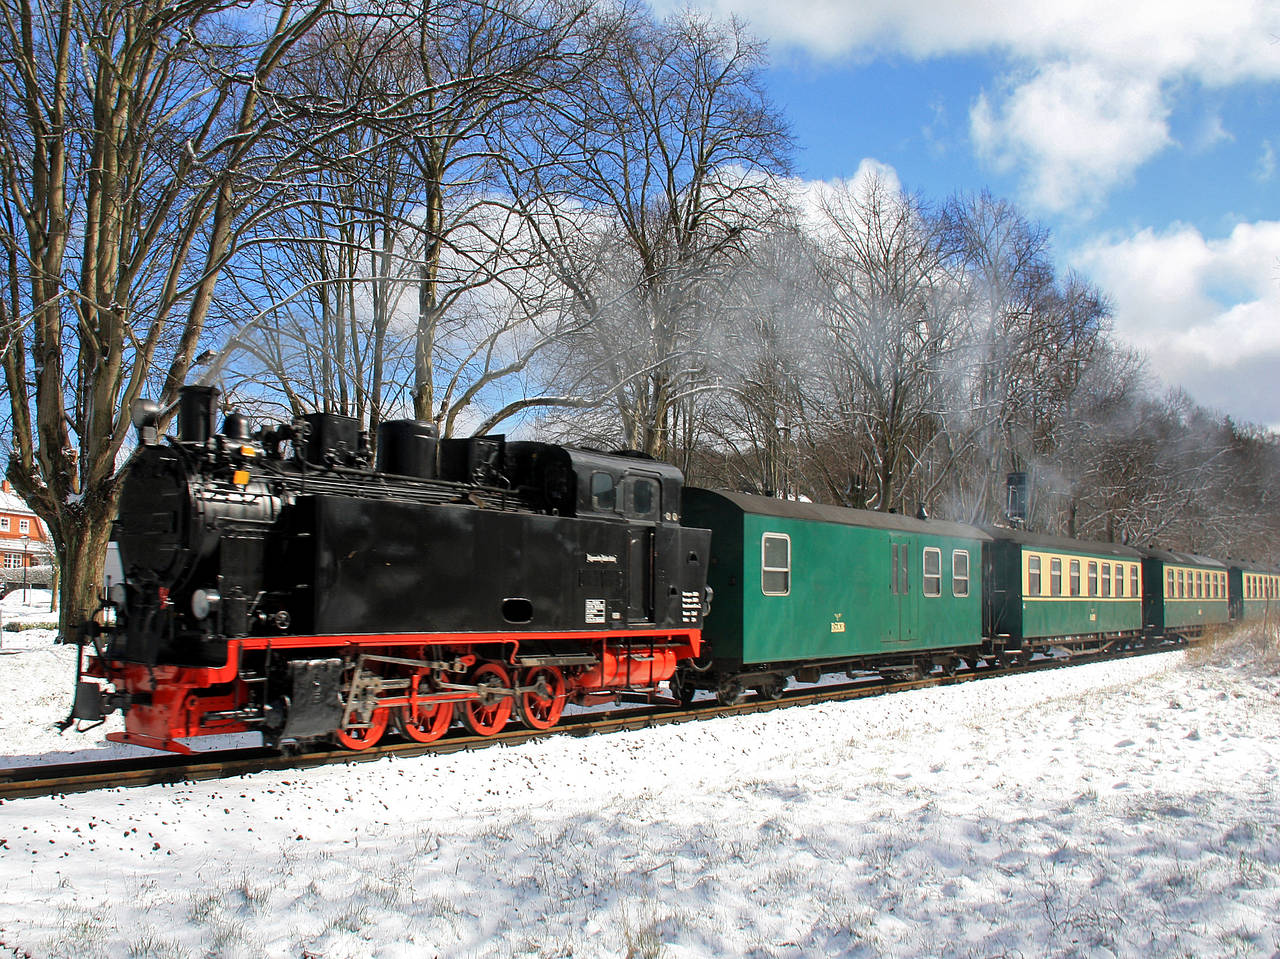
[74,386,711,753]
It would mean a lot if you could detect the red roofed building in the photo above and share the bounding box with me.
[0,479,51,572]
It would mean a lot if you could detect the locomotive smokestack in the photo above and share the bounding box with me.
[1006,471,1029,528]
[178,385,219,444]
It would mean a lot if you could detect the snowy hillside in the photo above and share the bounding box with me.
[1,613,1278,958]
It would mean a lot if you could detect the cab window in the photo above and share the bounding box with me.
[590,472,616,512]
[626,477,660,522]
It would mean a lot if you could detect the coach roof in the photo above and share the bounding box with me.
[692,489,991,541]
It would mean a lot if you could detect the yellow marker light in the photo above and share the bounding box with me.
[233,469,250,486]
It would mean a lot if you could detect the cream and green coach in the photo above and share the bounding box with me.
[1141,548,1230,635]
[984,528,1147,647]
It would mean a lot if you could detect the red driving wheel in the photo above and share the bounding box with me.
[397,669,454,743]
[517,665,567,730]
[460,662,514,736]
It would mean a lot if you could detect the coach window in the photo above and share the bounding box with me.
[1115,565,1125,598]
[1070,559,1081,596]
[1087,561,1098,597]
[1102,563,1111,597]
[953,550,970,597]
[626,476,660,522]
[590,472,616,512]
[1130,565,1139,598]
[1198,571,1205,598]
[1050,557,1062,596]
[1028,555,1042,596]
[762,533,791,596]
[923,547,942,597]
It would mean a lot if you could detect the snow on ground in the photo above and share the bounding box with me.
[1,628,1279,959]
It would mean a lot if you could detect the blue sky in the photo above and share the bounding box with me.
[653,0,1280,429]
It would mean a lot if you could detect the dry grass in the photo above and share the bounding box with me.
[1187,621,1280,674]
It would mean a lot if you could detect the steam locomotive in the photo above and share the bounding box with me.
[72,386,711,753]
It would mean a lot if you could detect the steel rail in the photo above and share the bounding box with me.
[0,639,1187,801]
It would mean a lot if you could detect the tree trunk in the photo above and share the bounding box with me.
[54,494,116,644]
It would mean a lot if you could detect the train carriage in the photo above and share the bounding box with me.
[1141,549,1230,636]
[983,529,1146,653]
[1228,563,1280,623]
[681,489,988,700]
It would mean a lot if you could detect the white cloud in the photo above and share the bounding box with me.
[971,62,1172,213]
[1072,220,1280,424]
[654,0,1280,213]
[1258,140,1277,182]
[655,0,1279,80]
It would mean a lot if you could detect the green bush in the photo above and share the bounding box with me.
[2,620,57,631]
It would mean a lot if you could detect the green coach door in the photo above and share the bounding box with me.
[889,533,918,646]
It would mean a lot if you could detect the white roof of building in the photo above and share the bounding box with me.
[0,485,41,520]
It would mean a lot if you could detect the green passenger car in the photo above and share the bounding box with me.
[1141,549,1230,634]
[683,490,988,674]
[1227,563,1279,623]
[984,529,1146,643]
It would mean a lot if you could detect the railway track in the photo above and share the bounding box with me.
[0,639,1187,800]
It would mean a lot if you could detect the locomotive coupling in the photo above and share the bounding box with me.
[69,680,130,722]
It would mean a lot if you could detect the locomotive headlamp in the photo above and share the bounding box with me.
[191,589,221,620]
[130,398,161,429]
[130,398,162,445]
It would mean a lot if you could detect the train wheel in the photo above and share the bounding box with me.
[461,662,514,736]
[397,671,454,743]
[334,706,389,750]
[671,672,697,708]
[759,676,786,701]
[517,666,566,730]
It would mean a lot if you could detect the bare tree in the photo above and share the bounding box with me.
[691,220,822,495]
[805,175,969,512]
[221,0,591,440]
[512,5,791,459]
[939,190,1108,525]
[0,0,336,637]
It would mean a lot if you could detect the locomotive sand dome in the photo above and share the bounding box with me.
[73,385,712,753]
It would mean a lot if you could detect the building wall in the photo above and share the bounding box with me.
[0,480,50,570]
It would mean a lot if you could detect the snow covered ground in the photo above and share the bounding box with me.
[1,620,1279,959]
